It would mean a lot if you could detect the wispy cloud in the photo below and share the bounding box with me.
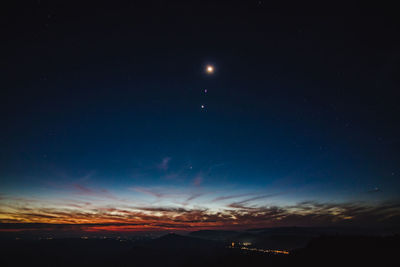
[73,184,94,194]
[72,184,119,200]
[185,192,204,202]
[1,197,399,231]
[157,157,171,171]
[80,171,96,182]
[181,192,205,206]
[132,187,164,198]
[213,193,254,202]
[193,176,203,186]
[228,192,286,208]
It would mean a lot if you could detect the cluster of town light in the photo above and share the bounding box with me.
[229,242,289,255]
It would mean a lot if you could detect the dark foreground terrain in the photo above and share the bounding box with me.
[0,230,398,267]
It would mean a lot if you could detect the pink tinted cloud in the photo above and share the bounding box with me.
[193,176,203,186]
[72,184,118,200]
[132,187,164,198]
[157,157,171,171]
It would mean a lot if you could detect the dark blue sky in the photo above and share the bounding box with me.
[1,2,399,230]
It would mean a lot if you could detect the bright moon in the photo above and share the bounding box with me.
[206,65,214,74]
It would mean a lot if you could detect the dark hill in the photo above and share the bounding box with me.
[189,230,239,240]
[148,233,223,251]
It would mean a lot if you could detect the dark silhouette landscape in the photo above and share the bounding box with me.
[1,227,399,266]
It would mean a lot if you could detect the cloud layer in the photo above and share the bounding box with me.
[1,196,399,233]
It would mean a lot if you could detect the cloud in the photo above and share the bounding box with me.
[1,198,400,232]
[181,192,205,205]
[73,184,94,194]
[132,187,164,198]
[157,157,171,171]
[228,192,285,208]
[80,171,96,182]
[212,193,254,202]
[193,176,203,186]
[72,184,119,200]
[185,192,203,202]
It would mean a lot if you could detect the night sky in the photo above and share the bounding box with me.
[1,2,400,233]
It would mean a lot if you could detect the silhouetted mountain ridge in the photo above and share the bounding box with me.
[189,230,239,240]
[1,234,399,266]
[147,233,222,251]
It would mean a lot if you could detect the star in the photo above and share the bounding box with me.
[206,65,214,74]
[201,104,205,109]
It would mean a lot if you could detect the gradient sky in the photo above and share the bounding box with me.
[1,2,400,233]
